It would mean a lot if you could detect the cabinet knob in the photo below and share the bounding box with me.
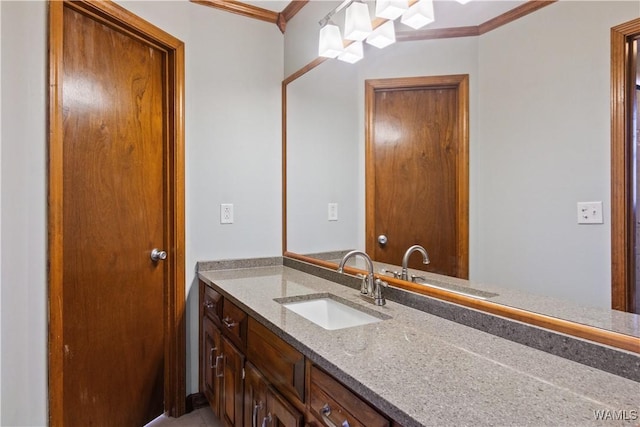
[377,234,388,246]
[223,317,237,329]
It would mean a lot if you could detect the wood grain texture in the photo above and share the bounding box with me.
[222,336,245,427]
[285,251,640,354]
[202,316,223,417]
[478,0,557,35]
[365,75,469,279]
[278,1,309,33]
[247,318,306,411]
[267,386,304,427]
[48,1,186,425]
[190,0,279,24]
[310,366,389,427]
[611,18,640,313]
[244,362,269,427]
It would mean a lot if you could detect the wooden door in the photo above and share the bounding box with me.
[365,76,469,279]
[222,336,245,427]
[48,1,185,425]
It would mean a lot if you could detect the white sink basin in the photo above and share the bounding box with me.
[280,295,385,330]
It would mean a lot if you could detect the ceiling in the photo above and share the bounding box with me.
[241,0,529,30]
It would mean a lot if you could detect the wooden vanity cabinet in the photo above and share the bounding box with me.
[221,335,245,427]
[244,362,303,427]
[199,280,394,427]
[199,281,245,427]
[309,365,389,427]
[201,316,222,417]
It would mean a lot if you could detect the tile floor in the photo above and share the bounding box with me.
[146,407,222,427]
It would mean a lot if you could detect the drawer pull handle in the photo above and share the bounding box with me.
[209,347,218,369]
[222,317,237,329]
[252,400,264,427]
[203,301,214,310]
[215,354,224,378]
[261,413,272,427]
[320,404,350,427]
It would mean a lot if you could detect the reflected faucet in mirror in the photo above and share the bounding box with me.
[401,245,430,281]
[337,250,387,306]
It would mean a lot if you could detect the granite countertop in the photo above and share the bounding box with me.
[332,256,640,339]
[198,265,640,427]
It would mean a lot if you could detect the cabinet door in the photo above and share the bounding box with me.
[202,316,222,416]
[221,335,245,427]
[244,362,268,427]
[264,387,303,427]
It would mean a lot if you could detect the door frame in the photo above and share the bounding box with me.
[611,18,640,313]
[48,1,186,424]
[364,75,469,278]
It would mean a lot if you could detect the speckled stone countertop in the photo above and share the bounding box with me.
[329,256,640,339]
[198,265,640,427]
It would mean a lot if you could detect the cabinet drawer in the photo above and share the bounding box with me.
[221,298,248,350]
[310,366,389,427]
[202,283,223,325]
[247,318,305,405]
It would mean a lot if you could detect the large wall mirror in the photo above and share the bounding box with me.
[284,1,640,349]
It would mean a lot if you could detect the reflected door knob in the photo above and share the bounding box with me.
[150,248,167,262]
[377,234,388,245]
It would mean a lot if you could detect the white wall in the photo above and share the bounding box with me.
[0,1,283,424]
[287,59,360,253]
[476,1,639,307]
[0,1,3,423]
[1,2,48,425]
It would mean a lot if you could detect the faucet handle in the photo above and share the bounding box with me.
[356,274,368,295]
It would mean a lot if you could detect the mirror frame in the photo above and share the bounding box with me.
[281,7,640,354]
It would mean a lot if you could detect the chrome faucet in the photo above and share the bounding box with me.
[337,250,387,306]
[401,245,430,281]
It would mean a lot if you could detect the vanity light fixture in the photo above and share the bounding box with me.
[366,20,396,49]
[401,0,435,30]
[319,0,472,64]
[344,1,373,41]
[338,40,364,63]
[375,0,408,20]
[318,23,344,58]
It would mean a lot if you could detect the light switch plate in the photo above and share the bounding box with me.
[577,201,603,224]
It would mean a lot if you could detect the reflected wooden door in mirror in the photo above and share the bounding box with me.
[365,75,469,279]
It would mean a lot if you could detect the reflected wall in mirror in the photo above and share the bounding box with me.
[285,0,640,337]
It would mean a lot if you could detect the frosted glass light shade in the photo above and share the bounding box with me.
[401,0,435,30]
[366,20,396,49]
[344,2,372,41]
[455,0,473,4]
[318,24,344,58]
[375,0,408,20]
[337,41,364,64]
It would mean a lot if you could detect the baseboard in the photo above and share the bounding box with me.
[185,393,209,413]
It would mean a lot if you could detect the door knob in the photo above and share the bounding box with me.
[377,235,388,245]
[150,248,167,262]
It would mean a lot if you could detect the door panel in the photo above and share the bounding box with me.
[366,77,469,279]
[222,336,245,427]
[61,5,166,426]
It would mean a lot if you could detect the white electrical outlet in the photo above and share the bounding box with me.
[577,201,603,224]
[328,203,338,221]
[220,203,234,224]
